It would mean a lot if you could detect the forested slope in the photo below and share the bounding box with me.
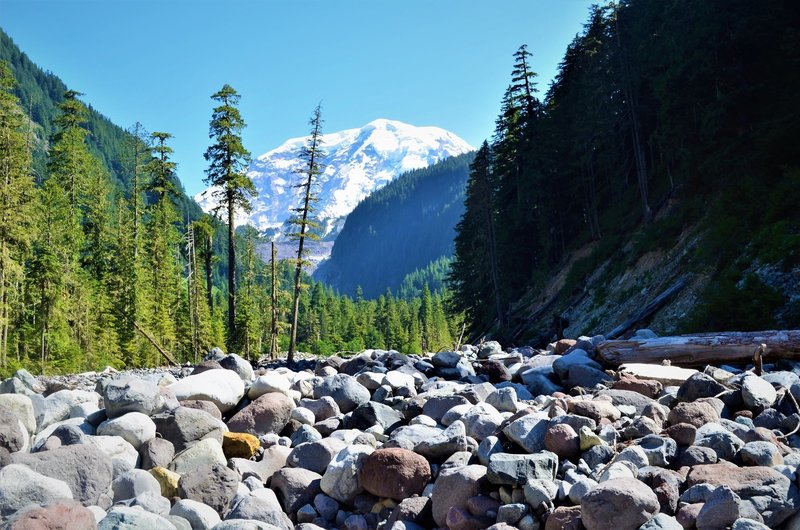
[450,0,800,344]
[315,153,472,298]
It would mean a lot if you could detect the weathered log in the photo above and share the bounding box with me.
[133,320,178,366]
[605,274,690,339]
[597,330,800,367]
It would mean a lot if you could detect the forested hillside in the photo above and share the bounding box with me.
[315,153,472,298]
[450,0,800,343]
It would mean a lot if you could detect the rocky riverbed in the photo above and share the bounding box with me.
[1,333,800,529]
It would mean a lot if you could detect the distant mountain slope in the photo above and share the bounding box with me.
[315,152,473,298]
[0,28,201,218]
[196,119,473,240]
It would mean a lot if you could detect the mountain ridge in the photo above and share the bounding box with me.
[195,118,473,241]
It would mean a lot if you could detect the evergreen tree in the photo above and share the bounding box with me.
[47,90,91,213]
[0,61,35,368]
[202,85,254,346]
[288,104,324,362]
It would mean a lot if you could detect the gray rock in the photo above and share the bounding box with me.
[431,464,487,527]
[348,401,404,432]
[461,402,504,441]
[676,372,728,402]
[230,445,291,483]
[581,477,660,530]
[112,469,162,502]
[0,464,73,516]
[477,435,503,466]
[638,513,684,530]
[0,394,36,435]
[741,441,783,467]
[415,420,468,460]
[676,445,718,467]
[421,394,470,423]
[169,438,227,474]
[636,434,677,467]
[100,506,178,529]
[139,437,175,469]
[478,341,503,359]
[298,396,340,422]
[431,351,461,368]
[121,490,172,515]
[32,389,98,431]
[741,374,777,409]
[567,363,613,388]
[219,353,255,381]
[312,374,370,413]
[153,406,224,453]
[97,411,156,449]
[227,392,295,436]
[320,444,373,503]
[270,467,323,515]
[313,493,339,521]
[552,349,601,380]
[170,499,221,530]
[287,438,347,474]
[503,412,549,453]
[225,493,293,530]
[486,387,519,413]
[290,424,322,446]
[11,443,113,505]
[695,423,745,460]
[696,485,741,530]
[487,451,558,486]
[497,503,527,525]
[179,462,239,516]
[104,377,163,418]
[730,519,772,530]
[0,406,26,452]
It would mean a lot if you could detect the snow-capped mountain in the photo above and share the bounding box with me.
[194,119,474,239]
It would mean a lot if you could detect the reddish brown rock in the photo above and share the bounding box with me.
[191,360,223,375]
[554,339,577,355]
[612,376,663,398]
[8,502,97,530]
[545,505,583,530]
[446,506,494,530]
[676,503,702,529]
[226,392,294,435]
[545,423,580,461]
[581,477,659,530]
[663,423,697,446]
[668,401,720,428]
[359,448,431,500]
[179,399,222,420]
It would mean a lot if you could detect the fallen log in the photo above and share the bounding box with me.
[597,330,800,368]
[133,320,179,366]
[605,274,690,339]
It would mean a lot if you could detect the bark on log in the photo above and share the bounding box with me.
[597,330,800,367]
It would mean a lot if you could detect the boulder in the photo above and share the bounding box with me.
[178,462,238,516]
[11,444,113,505]
[170,499,221,530]
[97,411,156,449]
[103,377,163,418]
[99,506,178,530]
[431,464,487,527]
[227,392,294,436]
[581,477,660,530]
[153,406,224,453]
[320,444,374,503]
[0,464,73,516]
[169,438,227,475]
[312,374,370,413]
[168,369,245,413]
[359,448,431,500]
[270,467,322,516]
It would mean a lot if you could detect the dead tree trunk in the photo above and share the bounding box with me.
[597,330,800,367]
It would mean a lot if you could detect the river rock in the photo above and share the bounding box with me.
[168,369,245,413]
[170,499,221,530]
[359,448,431,500]
[581,477,660,530]
[0,464,73,516]
[312,374,370,413]
[227,392,294,436]
[153,406,224,453]
[320,444,373,503]
[431,464,487,527]
[97,411,156,450]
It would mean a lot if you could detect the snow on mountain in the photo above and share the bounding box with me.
[194,119,474,239]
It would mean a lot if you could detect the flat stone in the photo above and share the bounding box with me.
[487,451,557,486]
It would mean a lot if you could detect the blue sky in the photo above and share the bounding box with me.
[2,0,596,196]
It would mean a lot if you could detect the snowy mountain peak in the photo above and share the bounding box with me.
[194,119,474,238]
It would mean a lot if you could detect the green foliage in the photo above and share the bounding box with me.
[316,152,472,298]
[450,0,800,340]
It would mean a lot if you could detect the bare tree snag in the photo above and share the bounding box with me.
[597,330,800,368]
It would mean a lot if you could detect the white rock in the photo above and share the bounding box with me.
[0,464,73,516]
[383,371,416,391]
[87,435,140,470]
[248,373,291,399]
[0,394,36,435]
[320,444,374,503]
[290,407,316,425]
[742,373,777,408]
[98,412,156,450]
[170,499,221,530]
[168,369,245,413]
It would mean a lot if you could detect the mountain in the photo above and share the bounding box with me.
[314,153,473,298]
[195,118,473,240]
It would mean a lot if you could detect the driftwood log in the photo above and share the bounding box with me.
[597,330,800,367]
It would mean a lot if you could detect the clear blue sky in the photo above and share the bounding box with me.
[2,0,596,196]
